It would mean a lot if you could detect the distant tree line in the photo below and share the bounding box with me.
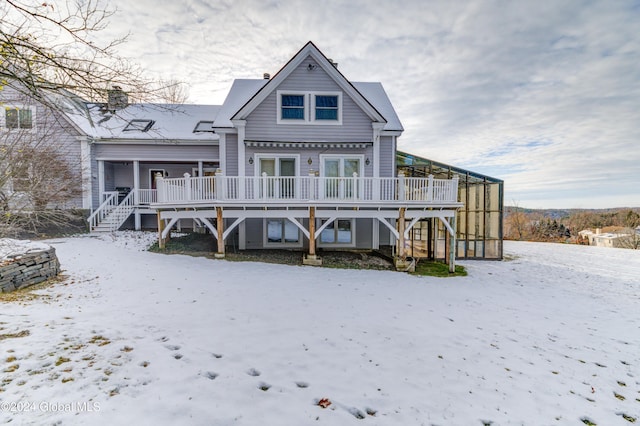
[504,206,640,245]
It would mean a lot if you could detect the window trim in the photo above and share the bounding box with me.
[311,93,342,124]
[263,218,304,248]
[253,153,300,177]
[276,90,342,125]
[317,218,356,248]
[2,105,36,131]
[319,154,364,178]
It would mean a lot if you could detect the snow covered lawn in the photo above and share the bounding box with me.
[1,233,639,425]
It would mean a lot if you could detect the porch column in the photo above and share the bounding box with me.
[133,161,141,230]
[215,207,225,258]
[97,160,105,202]
[303,206,322,266]
[449,215,457,273]
[79,137,92,210]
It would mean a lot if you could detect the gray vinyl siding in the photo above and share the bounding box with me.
[2,85,85,209]
[245,218,264,249]
[245,56,373,143]
[379,136,395,177]
[94,143,218,161]
[355,218,374,249]
[379,220,392,246]
[225,134,238,176]
[244,147,374,178]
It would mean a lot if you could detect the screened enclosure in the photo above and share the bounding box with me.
[397,151,504,260]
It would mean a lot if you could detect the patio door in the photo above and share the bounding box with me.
[322,156,362,199]
[258,156,297,198]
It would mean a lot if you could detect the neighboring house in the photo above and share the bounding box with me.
[579,228,637,248]
[0,84,86,213]
[3,42,476,268]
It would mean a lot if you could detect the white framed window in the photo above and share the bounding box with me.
[320,154,364,199]
[264,218,303,247]
[2,105,35,130]
[254,153,299,199]
[276,91,342,125]
[318,219,356,247]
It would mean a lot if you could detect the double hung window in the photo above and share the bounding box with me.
[4,107,33,129]
[277,91,342,124]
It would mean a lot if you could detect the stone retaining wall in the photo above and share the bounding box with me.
[0,248,60,293]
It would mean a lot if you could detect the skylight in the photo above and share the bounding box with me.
[123,119,155,132]
[193,121,215,133]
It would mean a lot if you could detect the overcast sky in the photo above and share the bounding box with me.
[103,0,639,209]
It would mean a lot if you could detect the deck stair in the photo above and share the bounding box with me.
[88,191,136,232]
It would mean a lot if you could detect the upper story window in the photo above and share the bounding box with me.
[4,107,34,130]
[281,95,305,120]
[276,91,342,125]
[315,95,338,120]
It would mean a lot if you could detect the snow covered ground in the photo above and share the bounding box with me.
[1,232,638,425]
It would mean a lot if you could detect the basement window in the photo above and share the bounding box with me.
[123,119,155,132]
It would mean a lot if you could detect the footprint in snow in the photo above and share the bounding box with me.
[348,407,366,419]
[203,372,218,380]
[164,344,180,351]
[258,382,271,391]
[295,381,309,388]
[246,368,261,377]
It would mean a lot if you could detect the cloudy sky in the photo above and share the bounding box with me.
[102,0,639,209]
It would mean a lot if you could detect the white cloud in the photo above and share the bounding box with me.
[103,0,639,208]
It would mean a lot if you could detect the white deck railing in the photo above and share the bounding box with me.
[155,173,459,205]
[137,189,157,205]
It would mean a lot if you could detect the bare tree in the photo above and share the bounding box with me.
[504,201,528,240]
[153,78,191,104]
[615,229,640,250]
[1,0,158,106]
[0,104,86,237]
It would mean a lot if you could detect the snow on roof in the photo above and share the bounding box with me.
[84,103,222,141]
[213,78,403,131]
[213,79,269,128]
[352,82,404,132]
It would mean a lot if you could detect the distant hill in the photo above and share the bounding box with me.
[503,206,640,243]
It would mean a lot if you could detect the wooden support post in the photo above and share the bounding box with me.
[395,207,413,271]
[449,214,457,273]
[215,206,225,258]
[398,207,406,260]
[308,207,316,257]
[157,211,166,249]
[303,206,322,266]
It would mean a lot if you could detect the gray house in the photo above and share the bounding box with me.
[4,42,464,269]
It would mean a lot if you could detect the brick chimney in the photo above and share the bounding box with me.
[107,86,128,111]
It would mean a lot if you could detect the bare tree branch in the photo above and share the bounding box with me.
[0,0,160,106]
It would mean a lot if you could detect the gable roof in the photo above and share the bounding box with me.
[213,79,268,128]
[352,82,403,132]
[230,41,388,125]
